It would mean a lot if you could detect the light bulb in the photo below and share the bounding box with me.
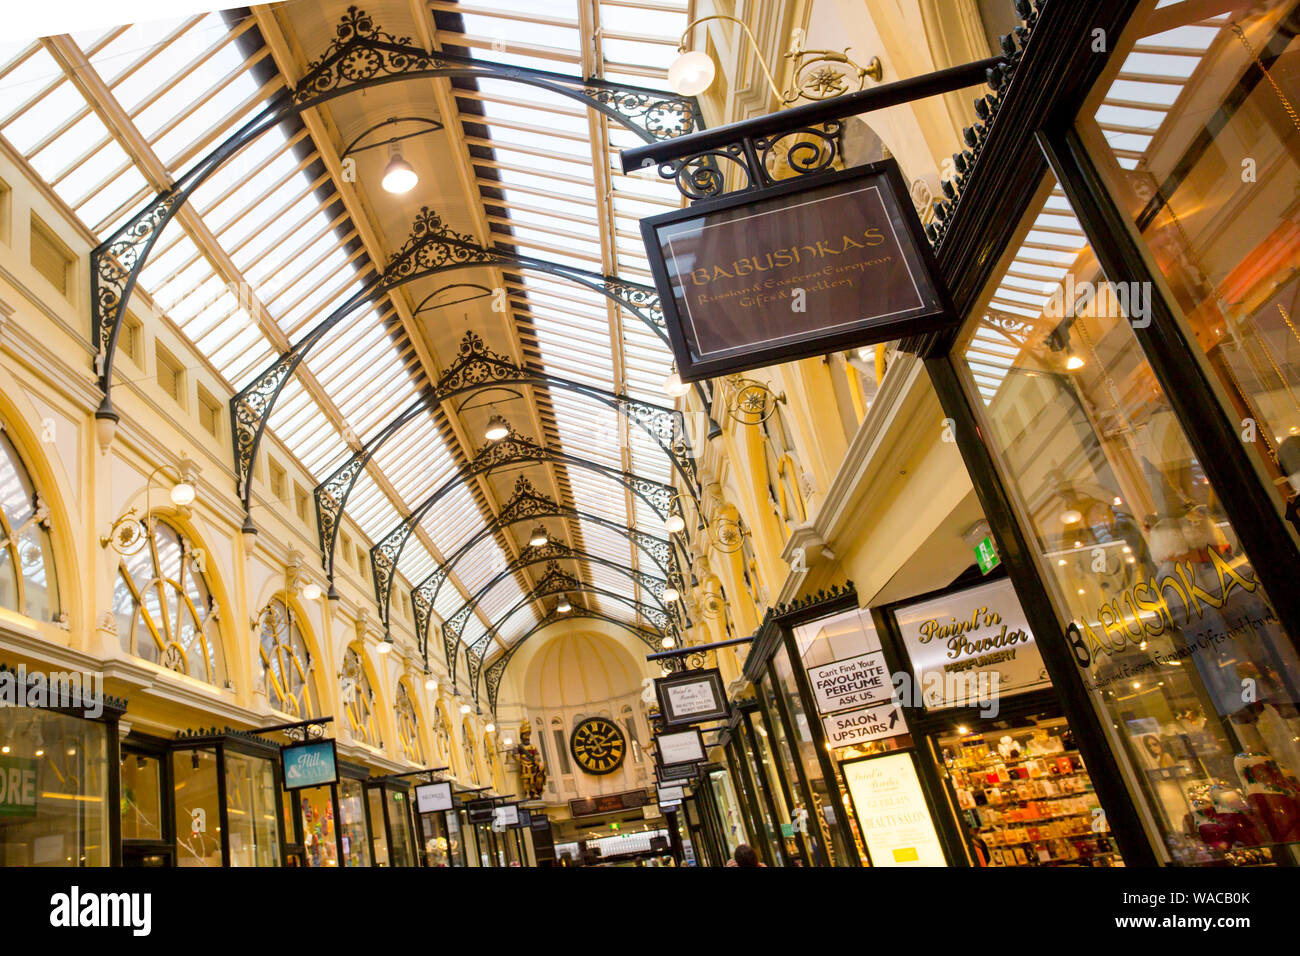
[668,49,716,96]
[558,598,572,613]
[169,481,196,507]
[485,723,496,734]
[503,738,513,747]
[382,152,418,194]
[377,639,393,655]
[661,637,675,648]
[301,582,322,601]
[485,414,509,441]
[529,525,548,548]
[460,703,472,715]
[664,513,686,534]
[425,676,438,691]
[662,586,679,602]
[1065,354,1085,370]
[1061,509,1082,524]
[663,370,690,398]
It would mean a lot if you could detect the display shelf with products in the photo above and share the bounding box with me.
[935,716,1123,867]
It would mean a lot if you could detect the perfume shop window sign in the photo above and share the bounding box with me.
[893,578,1050,710]
[641,161,951,381]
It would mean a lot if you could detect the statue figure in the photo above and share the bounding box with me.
[516,720,547,800]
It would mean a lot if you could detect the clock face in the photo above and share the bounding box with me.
[570,718,626,775]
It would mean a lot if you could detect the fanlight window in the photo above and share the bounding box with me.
[113,519,225,686]
[258,599,318,717]
[0,429,59,621]
[432,704,452,765]
[463,720,480,786]
[395,683,424,764]
[340,648,379,746]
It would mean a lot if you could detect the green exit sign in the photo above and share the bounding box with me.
[975,535,1000,574]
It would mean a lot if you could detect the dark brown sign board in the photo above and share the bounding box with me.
[654,667,728,727]
[640,159,952,382]
[568,790,649,818]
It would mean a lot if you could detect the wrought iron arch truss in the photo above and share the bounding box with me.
[91,5,703,422]
[372,429,674,636]
[314,331,695,582]
[482,605,662,716]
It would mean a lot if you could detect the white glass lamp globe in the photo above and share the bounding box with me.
[664,370,690,398]
[664,513,686,534]
[669,50,716,96]
[169,481,196,507]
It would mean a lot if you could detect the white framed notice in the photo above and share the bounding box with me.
[657,785,685,803]
[493,804,519,828]
[655,668,729,726]
[892,577,1049,709]
[656,728,706,766]
[414,780,453,814]
[842,753,946,867]
[821,702,908,750]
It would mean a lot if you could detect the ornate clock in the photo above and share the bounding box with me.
[569,717,626,775]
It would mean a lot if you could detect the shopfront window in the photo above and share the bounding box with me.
[0,429,59,622]
[747,710,798,862]
[224,751,281,866]
[172,748,221,866]
[368,787,390,865]
[388,790,416,866]
[1076,1,1300,516]
[445,807,465,866]
[422,810,450,866]
[258,599,318,717]
[957,174,1300,866]
[395,683,424,764]
[299,784,338,867]
[338,777,371,867]
[340,648,379,746]
[708,768,745,857]
[0,709,108,865]
[772,639,856,865]
[120,751,163,842]
[734,726,781,864]
[113,519,225,686]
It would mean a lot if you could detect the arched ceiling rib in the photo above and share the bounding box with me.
[0,0,692,648]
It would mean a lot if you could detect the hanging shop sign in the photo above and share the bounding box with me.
[0,756,37,817]
[569,790,650,818]
[280,739,338,791]
[822,702,908,750]
[654,668,729,727]
[466,799,496,825]
[640,160,952,382]
[414,780,454,814]
[655,728,706,767]
[530,812,551,832]
[656,760,700,784]
[657,785,685,804]
[493,804,519,829]
[516,807,532,829]
[843,753,947,867]
[893,577,1050,710]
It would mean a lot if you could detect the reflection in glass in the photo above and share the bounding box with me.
[173,748,221,866]
[958,174,1300,866]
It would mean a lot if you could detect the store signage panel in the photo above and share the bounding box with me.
[516,808,532,829]
[466,799,495,824]
[280,739,338,791]
[656,729,706,766]
[807,651,892,715]
[640,161,952,381]
[843,753,947,867]
[530,813,551,832]
[0,757,37,817]
[822,702,908,749]
[414,780,453,814]
[657,785,685,803]
[893,577,1050,709]
[654,668,728,726]
[656,760,699,783]
[493,804,519,828]
[569,790,649,818]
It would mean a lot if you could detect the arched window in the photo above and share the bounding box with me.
[395,683,424,764]
[0,429,59,621]
[258,599,317,717]
[340,648,379,746]
[462,720,480,786]
[113,518,225,686]
[431,704,452,765]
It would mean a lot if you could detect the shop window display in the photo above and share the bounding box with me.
[387,790,416,866]
[1077,0,1300,519]
[0,709,109,865]
[120,751,163,842]
[224,751,281,866]
[172,749,221,866]
[957,175,1300,866]
[368,787,390,865]
[113,519,225,687]
[338,777,371,867]
[936,716,1118,866]
[0,429,59,622]
[298,785,338,867]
